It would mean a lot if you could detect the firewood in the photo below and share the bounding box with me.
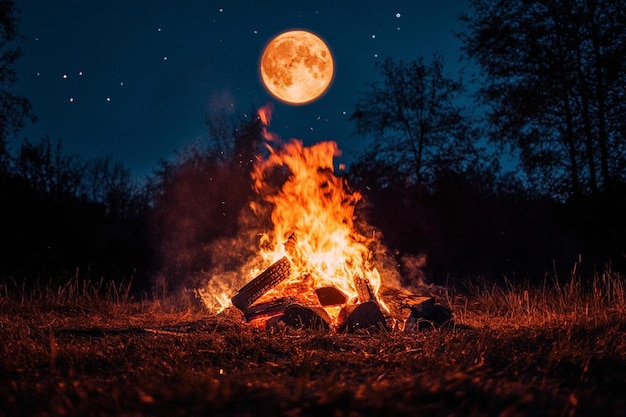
[338,300,386,332]
[353,277,375,303]
[283,304,331,331]
[243,297,294,322]
[379,285,434,321]
[231,256,291,312]
[404,304,454,332]
[315,286,347,306]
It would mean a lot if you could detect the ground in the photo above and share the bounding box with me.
[1,277,625,416]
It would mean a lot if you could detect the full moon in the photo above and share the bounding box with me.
[260,30,334,105]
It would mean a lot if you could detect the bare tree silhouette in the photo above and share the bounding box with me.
[349,54,477,191]
[460,0,626,200]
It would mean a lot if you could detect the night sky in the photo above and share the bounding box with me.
[14,0,470,177]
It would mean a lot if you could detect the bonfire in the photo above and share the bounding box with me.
[199,105,451,332]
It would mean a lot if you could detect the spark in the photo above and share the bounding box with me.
[163,56,168,61]
[78,71,83,76]
[62,74,68,79]
[106,97,111,102]
[69,97,74,103]
[371,34,376,39]
[396,12,401,18]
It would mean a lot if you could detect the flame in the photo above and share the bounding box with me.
[257,103,281,143]
[248,105,386,324]
[197,275,234,314]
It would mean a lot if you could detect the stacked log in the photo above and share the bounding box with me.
[229,257,452,332]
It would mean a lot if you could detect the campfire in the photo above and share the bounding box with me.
[200,105,451,332]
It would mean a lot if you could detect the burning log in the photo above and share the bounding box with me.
[231,256,291,312]
[339,300,386,332]
[283,303,331,331]
[243,297,294,322]
[353,277,375,303]
[315,286,347,306]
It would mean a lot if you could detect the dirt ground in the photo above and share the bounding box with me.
[2,297,625,417]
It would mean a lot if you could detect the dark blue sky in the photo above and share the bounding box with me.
[13,0,471,177]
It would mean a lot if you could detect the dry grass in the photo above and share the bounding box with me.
[1,269,625,417]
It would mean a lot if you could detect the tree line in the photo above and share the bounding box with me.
[349,0,625,282]
[1,0,624,289]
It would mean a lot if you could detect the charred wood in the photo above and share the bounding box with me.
[243,297,294,322]
[379,285,434,322]
[231,256,291,312]
[354,277,375,303]
[378,285,454,331]
[315,286,347,306]
[405,304,454,332]
[283,304,331,331]
[339,300,386,332]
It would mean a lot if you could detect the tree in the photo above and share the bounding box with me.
[82,157,149,219]
[460,0,626,199]
[349,54,477,190]
[0,0,35,164]
[13,136,85,198]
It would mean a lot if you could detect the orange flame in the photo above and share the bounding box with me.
[257,103,281,143]
[249,105,385,324]
[198,105,389,322]
[258,103,273,127]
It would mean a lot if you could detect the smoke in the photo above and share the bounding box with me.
[399,253,428,288]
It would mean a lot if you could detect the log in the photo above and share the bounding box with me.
[339,300,386,332]
[379,285,434,322]
[283,304,331,331]
[378,285,455,332]
[315,286,347,306]
[243,297,293,322]
[231,257,291,312]
[354,277,375,303]
[405,304,454,332]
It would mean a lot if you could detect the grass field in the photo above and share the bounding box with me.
[1,270,625,417]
